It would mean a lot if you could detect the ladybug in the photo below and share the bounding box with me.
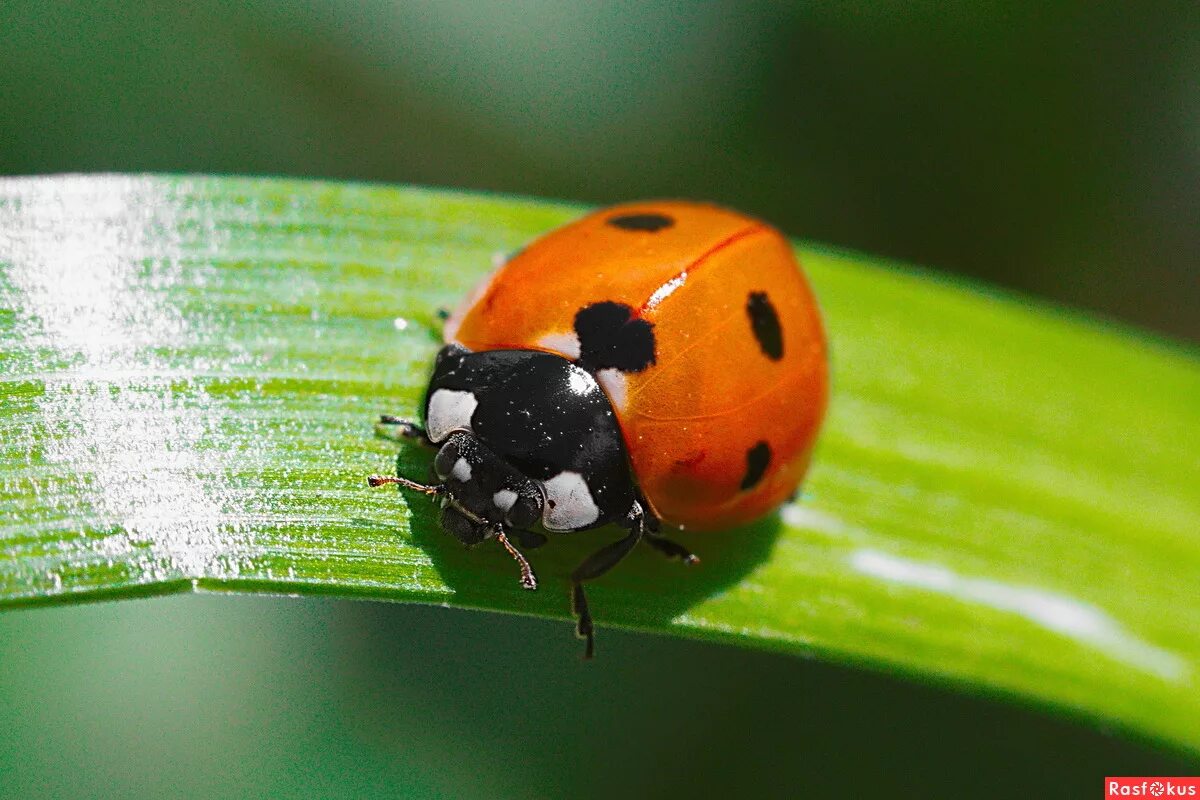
[370,201,827,656]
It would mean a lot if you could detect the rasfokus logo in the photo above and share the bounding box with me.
[1106,778,1200,797]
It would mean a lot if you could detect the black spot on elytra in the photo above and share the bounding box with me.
[741,441,772,490]
[747,292,783,360]
[574,302,656,373]
[607,213,674,232]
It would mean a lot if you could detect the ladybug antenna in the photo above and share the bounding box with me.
[367,475,444,497]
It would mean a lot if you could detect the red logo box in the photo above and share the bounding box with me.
[1106,778,1200,797]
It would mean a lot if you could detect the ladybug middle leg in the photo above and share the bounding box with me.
[643,533,700,565]
[374,414,435,448]
[629,498,699,564]
[570,501,648,659]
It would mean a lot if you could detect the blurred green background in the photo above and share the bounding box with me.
[1,1,1196,796]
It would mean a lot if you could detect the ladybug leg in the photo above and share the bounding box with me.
[374,415,435,449]
[569,502,647,659]
[495,527,538,590]
[630,502,699,564]
[643,533,700,565]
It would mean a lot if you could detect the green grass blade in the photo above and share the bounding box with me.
[2,175,1197,751]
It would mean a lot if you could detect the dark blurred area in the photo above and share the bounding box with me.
[0,597,1192,799]
[2,1,1196,339]
[1,2,1196,796]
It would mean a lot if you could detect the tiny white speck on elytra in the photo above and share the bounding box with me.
[541,471,600,530]
[493,489,518,512]
[452,458,472,482]
[427,389,478,441]
[393,317,409,331]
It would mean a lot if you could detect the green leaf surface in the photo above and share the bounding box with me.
[2,175,1197,751]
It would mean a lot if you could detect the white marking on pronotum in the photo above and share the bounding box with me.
[492,489,518,512]
[541,471,600,530]
[851,548,1189,682]
[451,458,472,483]
[596,368,627,411]
[645,272,687,310]
[426,389,478,441]
[537,330,582,361]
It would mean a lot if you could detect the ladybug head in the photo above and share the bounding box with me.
[432,431,543,544]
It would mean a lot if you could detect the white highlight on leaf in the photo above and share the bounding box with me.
[780,504,848,536]
[0,177,251,582]
[850,548,1188,683]
[541,471,600,530]
[537,330,582,361]
[492,489,518,512]
[426,389,477,442]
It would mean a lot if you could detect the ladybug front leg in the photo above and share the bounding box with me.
[374,414,435,449]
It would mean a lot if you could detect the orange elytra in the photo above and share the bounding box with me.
[446,201,828,531]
